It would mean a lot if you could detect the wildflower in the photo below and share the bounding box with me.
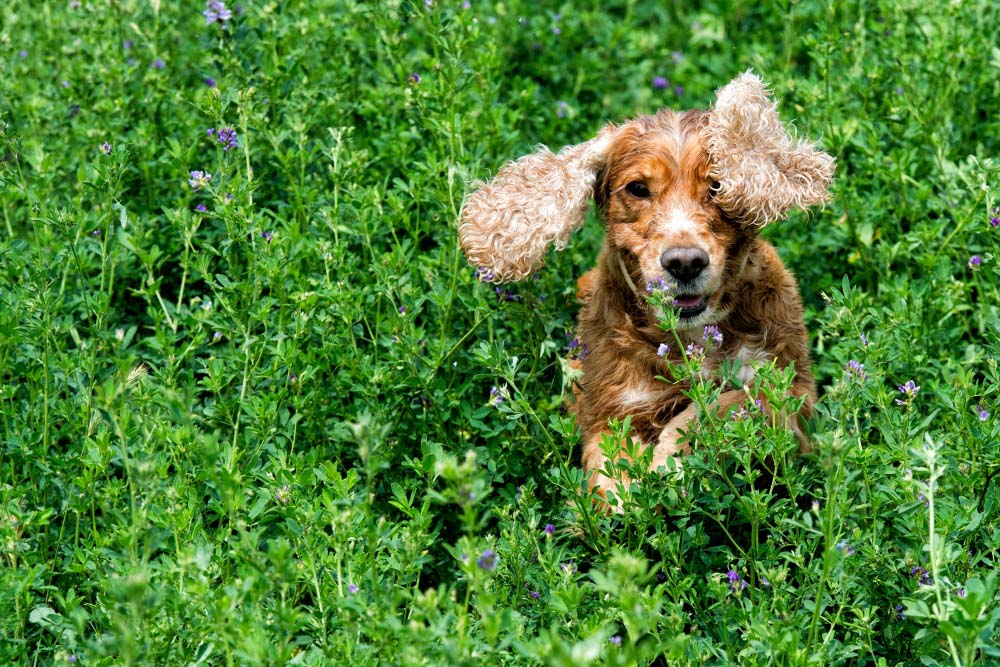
[685,342,705,361]
[68,655,77,663]
[213,331,223,341]
[204,0,233,26]
[92,229,101,237]
[955,587,967,598]
[895,604,905,621]
[727,570,747,592]
[474,267,495,282]
[188,170,212,190]
[567,336,589,360]
[18,50,28,58]
[656,342,670,357]
[347,583,359,594]
[551,26,561,35]
[844,359,867,381]
[895,380,920,406]
[760,576,771,588]
[703,325,723,345]
[560,561,577,575]
[209,126,239,151]
[123,39,133,50]
[674,85,684,96]
[69,105,80,118]
[462,0,471,8]
[261,230,273,243]
[69,0,80,8]
[837,540,855,556]
[544,523,555,536]
[556,100,569,118]
[408,72,421,84]
[100,142,112,155]
[275,484,291,504]
[477,548,497,571]
[653,76,669,90]
[195,203,208,212]
[910,565,932,586]
[398,304,405,315]
[990,216,999,228]
[968,255,982,269]
[609,635,622,645]
[489,385,507,407]
[494,286,521,302]
[860,332,869,347]
[152,58,165,69]
[671,50,684,64]
[204,77,217,88]
[646,276,669,293]
[977,403,989,421]
[62,80,70,88]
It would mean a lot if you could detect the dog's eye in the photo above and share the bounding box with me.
[624,181,651,198]
[709,180,722,193]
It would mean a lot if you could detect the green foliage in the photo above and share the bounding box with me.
[2,0,1000,665]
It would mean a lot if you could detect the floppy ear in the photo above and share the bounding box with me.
[459,127,616,283]
[705,70,835,228]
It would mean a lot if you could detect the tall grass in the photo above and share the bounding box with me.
[2,1,999,665]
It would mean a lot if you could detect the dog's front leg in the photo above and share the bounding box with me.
[651,389,749,470]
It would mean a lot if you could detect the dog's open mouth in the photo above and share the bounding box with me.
[673,294,708,318]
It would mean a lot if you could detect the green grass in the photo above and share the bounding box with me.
[2,1,1000,665]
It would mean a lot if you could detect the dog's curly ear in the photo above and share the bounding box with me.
[459,126,616,283]
[705,70,835,228]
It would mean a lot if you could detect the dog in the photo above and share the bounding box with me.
[459,71,834,505]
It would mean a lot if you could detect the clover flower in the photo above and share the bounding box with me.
[844,359,867,381]
[977,403,989,421]
[261,230,273,243]
[896,380,920,406]
[703,325,723,345]
[204,77,217,88]
[408,72,421,84]
[195,203,208,212]
[477,548,497,571]
[529,590,541,600]
[910,565,932,586]
[837,540,855,556]
[726,570,747,592]
[544,523,555,536]
[489,385,508,407]
[208,126,239,151]
[685,342,705,362]
[204,0,233,26]
[990,216,999,228]
[474,267,495,283]
[656,343,670,357]
[100,142,112,155]
[609,635,622,645]
[556,101,569,118]
[347,583,359,594]
[653,76,669,90]
[969,255,983,269]
[567,336,589,360]
[188,170,212,190]
[152,58,165,69]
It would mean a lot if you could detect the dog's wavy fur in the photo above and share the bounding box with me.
[459,71,834,505]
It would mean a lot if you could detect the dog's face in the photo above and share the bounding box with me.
[459,72,834,290]
[597,110,742,329]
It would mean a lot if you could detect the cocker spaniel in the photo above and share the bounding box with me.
[459,71,834,506]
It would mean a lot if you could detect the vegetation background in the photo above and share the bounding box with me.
[2,0,1000,665]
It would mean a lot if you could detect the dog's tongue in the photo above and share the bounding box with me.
[674,295,705,309]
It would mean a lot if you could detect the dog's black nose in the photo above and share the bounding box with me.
[660,247,709,282]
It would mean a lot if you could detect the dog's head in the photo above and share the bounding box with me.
[459,71,834,328]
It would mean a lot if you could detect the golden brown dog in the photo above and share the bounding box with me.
[459,72,834,506]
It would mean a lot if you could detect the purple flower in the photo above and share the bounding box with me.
[123,39,133,50]
[152,58,165,69]
[652,76,669,90]
[685,342,705,361]
[204,77,217,88]
[18,49,28,58]
[209,126,239,151]
[556,100,569,118]
[100,142,112,155]
[474,267,495,283]
[671,50,684,64]
[727,570,747,592]
[844,359,867,381]
[990,216,999,228]
[347,583,359,594]
[204,0,233,26]
[657,342,670,357]
[910,565,932,586]
[703,325,723,345]
[92,229,101,238]
[674,85,684,96]
[837,540,855,556]
[398,304,405,315]
[896,380,920,406]
[895,604,905,621]
[408,72,421,84]
[609,635,622,645]
[195,203,208,212]
[977,403,989,421]
[477,548,497,571]
[969,255,982,269]
[489,385,506,407]
[529,590,541,599]
[860,332,869,347]
[261,230,273,243]
[544,523,555,536]
[567,336,589,360]
[188,170,212,190]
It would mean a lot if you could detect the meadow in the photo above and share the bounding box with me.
[2,1,1000,665]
